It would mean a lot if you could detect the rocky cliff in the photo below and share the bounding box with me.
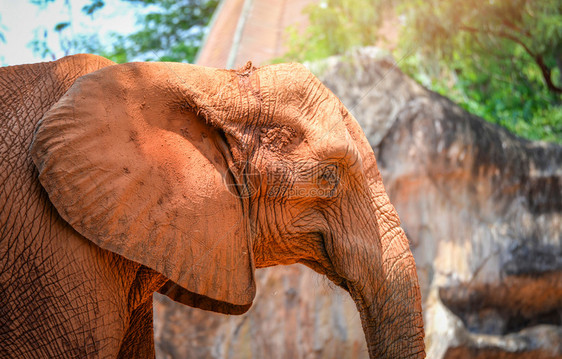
[154,47,562,358]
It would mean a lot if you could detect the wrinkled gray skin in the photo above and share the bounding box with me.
[0,54,424,358]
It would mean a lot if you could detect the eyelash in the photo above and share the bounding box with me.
[319,165,339,185]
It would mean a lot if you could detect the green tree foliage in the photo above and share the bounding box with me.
[282,0,382,62]
[111,0,218,62]
[29,0,218,63]
[282,0,562,143]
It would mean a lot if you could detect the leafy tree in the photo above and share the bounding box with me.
[400,0,561,143]
[109,0,218,62]
[28,0,218,63]
[281,0,561,143]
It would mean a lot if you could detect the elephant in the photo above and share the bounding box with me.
[0,54,425,358]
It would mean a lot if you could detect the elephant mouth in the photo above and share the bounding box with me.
[296,231,351,292]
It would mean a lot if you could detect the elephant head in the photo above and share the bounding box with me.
[31,60,425,358]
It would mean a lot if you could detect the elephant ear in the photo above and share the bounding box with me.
[31,62,256,313]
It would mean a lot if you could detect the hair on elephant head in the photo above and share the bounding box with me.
[1,55,424,358]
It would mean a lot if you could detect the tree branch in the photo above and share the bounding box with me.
[460,25,562,94]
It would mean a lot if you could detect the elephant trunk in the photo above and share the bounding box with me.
[342,185,425,358]
[353,230,425,358]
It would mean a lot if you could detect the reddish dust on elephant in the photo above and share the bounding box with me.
[0,54,425,358]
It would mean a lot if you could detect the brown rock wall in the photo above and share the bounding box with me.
[154,266,368,358]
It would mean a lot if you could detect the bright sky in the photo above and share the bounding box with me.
[0,0,140,66]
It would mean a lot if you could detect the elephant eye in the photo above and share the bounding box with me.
[319,163,340,188]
